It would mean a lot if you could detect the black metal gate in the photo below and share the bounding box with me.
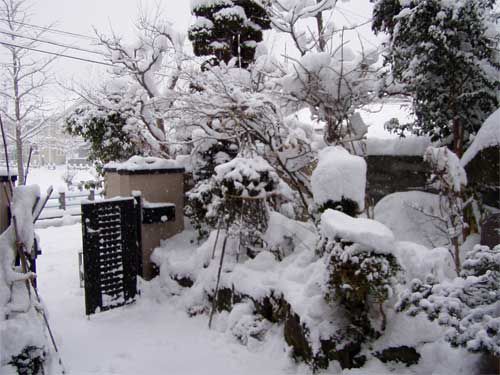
[81,197,139,316]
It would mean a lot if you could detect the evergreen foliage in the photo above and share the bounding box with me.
[188,0,271,68]
[186,156,279,252]
[372,0,500,155]
[65,96,142,174]
[398,244,500,356]
[8,345,45,375]
[321,238,400,339]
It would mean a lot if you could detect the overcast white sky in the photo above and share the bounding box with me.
[1,0,380,107]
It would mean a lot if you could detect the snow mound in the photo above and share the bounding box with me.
[311,146,366,210]
[105,156,182,172]
[320,209,395,253]
[374,191,448,248]
[461,108,500,166]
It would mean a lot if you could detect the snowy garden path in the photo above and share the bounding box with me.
[36,224,291,375]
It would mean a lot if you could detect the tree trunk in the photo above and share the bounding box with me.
[452,117,464,158]
[16,126,24,185]
[13,52,25,185]
[315,1,326,52]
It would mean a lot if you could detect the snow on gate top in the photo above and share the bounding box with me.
[104,156,183,172]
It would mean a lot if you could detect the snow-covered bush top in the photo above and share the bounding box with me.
[191,0,232,11]
[214,156,279,198]
[424,147,467,193]
[461,108,500,166]
[321,209,395,254]
[311,146,366,210]
[105,156,182,172]
[1,185,48,372]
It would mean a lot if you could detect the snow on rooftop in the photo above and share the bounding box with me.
[321,209,395,253]
[105,156,182,172]
[461,108,500,166]
[311,146,366,210]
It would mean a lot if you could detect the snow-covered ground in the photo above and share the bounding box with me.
[36,224,295,375]
[27,166,68,193]
[25,102,461,374]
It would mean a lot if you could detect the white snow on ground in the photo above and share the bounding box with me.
[35,224,296,375]
[26,166,68,192]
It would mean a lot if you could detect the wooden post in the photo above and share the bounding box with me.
[88,189,95,201]
[58,192,66,210]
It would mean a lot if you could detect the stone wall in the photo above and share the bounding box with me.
[366,155,429,204]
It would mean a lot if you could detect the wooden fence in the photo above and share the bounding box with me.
[37,189,104,221]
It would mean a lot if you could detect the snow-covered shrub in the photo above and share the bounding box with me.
[190,137,239,183]
[311,146,366,218]
[185,178,223,241]
[227,301,272,346]
[186,156,280,250]
[8,346,46,375]
[424,146,468,273]
[280,50,377,145]
[316,210,401,366]
[1,186,51,374]
[398,244,500,357]
[214,156,280,258]
[65,87,143,174]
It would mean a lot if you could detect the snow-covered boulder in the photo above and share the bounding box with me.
[374,191,449,248]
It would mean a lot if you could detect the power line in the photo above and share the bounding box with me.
[335,8,380,50]
[0,28,104,56]
[0,18,99,42]
[336,5,373,22]
[0,39,173,78]
[0,39,114,67]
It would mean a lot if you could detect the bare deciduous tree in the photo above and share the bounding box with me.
[0,0,57,184]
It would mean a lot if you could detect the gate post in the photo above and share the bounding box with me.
[58,192,66,210]
[103,157,185,280]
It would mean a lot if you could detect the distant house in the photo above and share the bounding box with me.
[31,102,88,166]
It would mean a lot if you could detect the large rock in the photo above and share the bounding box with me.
[374,346,421,367]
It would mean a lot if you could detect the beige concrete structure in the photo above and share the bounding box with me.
[104,163,185,280]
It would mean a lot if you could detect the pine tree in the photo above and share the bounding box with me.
[372,0,500,156]
[188,0,271,68]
